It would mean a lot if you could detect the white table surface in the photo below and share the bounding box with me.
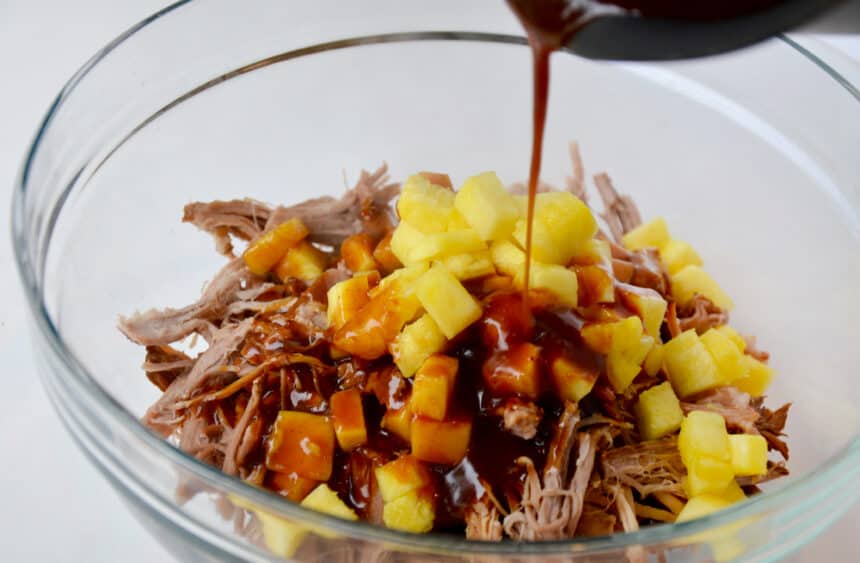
[1,2,858,561]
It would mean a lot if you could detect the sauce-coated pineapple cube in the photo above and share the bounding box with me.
[244,218,310,276]
[269,472,319,502]
[659,239,703,275]
[373,231,402,274]
[617,284,667,339]
[375,455,432,502]
[390,314,447,378]
[571,238,612,267]
[410,229,487,262]
[549,351,600,402]
[433,250,496,281]
[634,382,683,440]
[381,402,413,442]
[340,233,379,273]
[382,489,435,533]
[574,264,615,306]
[700,328,746,383]
[729,434,768,476]
[397,174,456,233]
[454,171,520,241]
[663,330,723,398]
[516,261,579,308]
[581,315,643,356]
[411,416,472,465]
[330,388,367,451]
[300,484,358,521]
[275,241,327,283]
[411,355,458,421]
[483,342,542,399]
[512,192,597,265]
[621,217,670,251]
[327,275,371,330]
[670,265,734,311]
[266,411,335,481]
[370,262,429,299]
[415,265,482,339]
[733,356,775,397]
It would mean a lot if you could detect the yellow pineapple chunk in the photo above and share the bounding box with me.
[244,218,310,276]
[671,265,734,310]
[512,192,597,265]
[489,239,526,278]
[300,484,358,521]
[659,239,703,275]
[433,250,496,281]
[254,510,306,558]
[700,328,746,383]
[716,325,746,353]
[617,284,667,339]
[383,490,435,533]
[684,456,735,497]
[375,455,431,502]
[583,315,643,355]
[327,275,371,330]
[454,171,520,241]
[572,238,612,267]
[411,417,472,465]
[644,343,664,377]
[411,355,458,421]
[330,388,367,451]
[516,261,579,308]
[607,334,653,392]
[415,265,482,339]
[370,262,429,299]
[390,221,426,265]
[621,217,670,251]
[390,314,447,378]
[549,353,599,402]
[676,481,746,523]
[679,411,732,465]
[381,403,413,442]
[634,382,683,440]
[410,229,487,262]
[663,329,723,398]
[397,174,455,233]
[447,209,471,230]
[340,233,379,273]
[729,434,768,476]
[733,356,775,397]
[275,241,327,283]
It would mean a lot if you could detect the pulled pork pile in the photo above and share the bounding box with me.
[120,146,790,548]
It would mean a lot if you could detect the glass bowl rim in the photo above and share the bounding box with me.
[11,0,860,555]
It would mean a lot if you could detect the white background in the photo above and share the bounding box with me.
[0,1,858,561]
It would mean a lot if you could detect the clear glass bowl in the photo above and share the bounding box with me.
[12,1,860,561]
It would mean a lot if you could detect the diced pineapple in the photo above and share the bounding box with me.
[700,328,746,383]
[418,171,453,189]
[269,472,319,502]
[375,455,432,502]
[300,484,359,521]
[433,250,496,281]
[676,482,746,523]
[580,315,643,356]
[381,403,413,442]
[549,352,600,402]
[617,284,667,339]
[512,192,597,265]
[574,265,615,306]
[679,411,731,465]
[411,355,458,421]
[333,279,422,360]
[275,241,327,283]
[415,265,482,339]
[716,325,746,353]
[454,171,520,241]
[482,342,542,399]
[621,217,670,252]
[514,261,578,308]
[244,218,310,276]
[634,382,683,440]
[397,174,456,233]
[340,233,378,273]
[447,209,471,230]
[572,238,612,267]
[644,343,664,377]
[373,231,402,274]
[684,457,735,497]
[255,510,306,558]
[411,416,472,465]
[660,239,703,275]
[327,276,371,330]
[266,411,335,481]
[607,335,653,393]
[733,356,775,397]
[489,239,526,278]
[390,221,426,265]
[390,314,447,378]
[729,434,768,476]
[663,330,724,398]
[671,265,734,311]
[369,262,429,299]
[330,388,367,451]
[410,229,487,262]
[382,489,435,533]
